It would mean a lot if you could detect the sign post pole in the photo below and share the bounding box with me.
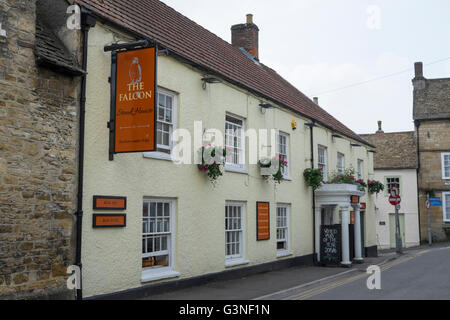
[427,194,432,246]
[389,187,403,254]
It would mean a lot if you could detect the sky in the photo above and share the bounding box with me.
[161,0,450,135]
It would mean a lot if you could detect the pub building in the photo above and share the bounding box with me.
[75,0,377,299]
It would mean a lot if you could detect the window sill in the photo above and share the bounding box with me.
[277,250,293,258]
[143,152,172,161]
[225,165,248,175]
[282,176,293,181]
[141,268,180,283]
[225,258,249,268]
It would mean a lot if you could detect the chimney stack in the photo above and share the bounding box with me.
[313,97,319,105]
[231,14,259,60]
[414,62,424,79]
[376,121,384,134]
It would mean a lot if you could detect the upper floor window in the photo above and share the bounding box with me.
[357,159,364,180]
[225,114,245,170]
[277,132,290,178]
[318,146,328,181]
[337,153,345,174]
[386,177,401,195]
[144,88,177,160]
[442,153,450,179]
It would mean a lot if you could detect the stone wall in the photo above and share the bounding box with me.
[0,0,79,299]
[416,120,450,241]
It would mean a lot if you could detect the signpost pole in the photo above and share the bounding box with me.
[427,194,432,246]
[395,204,402,254]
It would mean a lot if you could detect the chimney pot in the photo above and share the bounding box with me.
[376,121,384,134]
[414,62,424,78]
[313,97,319,105]
[246,14,253,24]
[231,14,259,60]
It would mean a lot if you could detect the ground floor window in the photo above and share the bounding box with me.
[142,199,174,269]
[444,192,450,222]
[225,202,245,261]
[276,204,289,252]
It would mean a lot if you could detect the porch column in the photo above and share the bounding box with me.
[315,206,322,262]
[353,204,364,262]
[340,206,351,266]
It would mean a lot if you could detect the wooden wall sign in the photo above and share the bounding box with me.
[109,47,157,160]
[256,202,270,241]
[320,225,342,266]
[93,214,126,228]
[93,196,127,211]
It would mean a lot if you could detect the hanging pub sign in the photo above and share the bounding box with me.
[108,46,157,160]
[256,202,270,241]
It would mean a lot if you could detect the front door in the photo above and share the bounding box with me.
[389,213,406,248]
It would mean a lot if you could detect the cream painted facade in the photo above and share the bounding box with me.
[81,23,376,298]
[373,169,420,249]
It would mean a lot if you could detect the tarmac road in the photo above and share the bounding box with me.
[286,246,450,300]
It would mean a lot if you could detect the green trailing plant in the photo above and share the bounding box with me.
[258,156,288,183]
[355,179,367,192]
[424,188,436,198]
[198,145,227,183]
[303,168,324,190]
[368,180,384,195]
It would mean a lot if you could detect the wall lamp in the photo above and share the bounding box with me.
[201,76,222,89]
[259,103,276,114]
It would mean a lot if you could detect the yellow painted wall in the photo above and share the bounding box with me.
[82,23,376,297]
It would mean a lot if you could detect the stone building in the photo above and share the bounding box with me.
[413,62,450,242]
[0,0,82,299]
[361,122,420,249]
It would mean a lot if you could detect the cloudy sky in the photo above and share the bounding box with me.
[162,0,450,134]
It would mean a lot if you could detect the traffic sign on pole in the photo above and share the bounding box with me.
[389,195,401,206]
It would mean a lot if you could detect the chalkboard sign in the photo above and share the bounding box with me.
[320,225,342,266]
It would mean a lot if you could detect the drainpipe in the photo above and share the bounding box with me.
[75,10,96,301]
[305,121,317,265]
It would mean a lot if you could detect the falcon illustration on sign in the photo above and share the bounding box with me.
[129,57,142,85]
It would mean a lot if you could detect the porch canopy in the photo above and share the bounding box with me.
[315,184,365,266]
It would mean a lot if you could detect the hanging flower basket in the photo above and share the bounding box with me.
[257,156,287,183]
[303,168,323,190]
[198,145,227,184]
[367,180,384,195]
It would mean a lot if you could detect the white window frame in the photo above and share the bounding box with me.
[143,88,178,161]
[443,192,450,222]
[385,176,401,196]
[337,153,345,174]
[357,159,364,180]
[141,198,180,282]
[225,201,248,267]
[276,131,290,179]
[442,153,450,180]
[276,204,291,257]
[318,146,328,182]
[225,114,246,173]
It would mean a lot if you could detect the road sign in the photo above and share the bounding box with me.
[389,195,401,206]
[429,197,442,206]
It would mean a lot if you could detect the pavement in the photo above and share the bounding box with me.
[142,243,450,300]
